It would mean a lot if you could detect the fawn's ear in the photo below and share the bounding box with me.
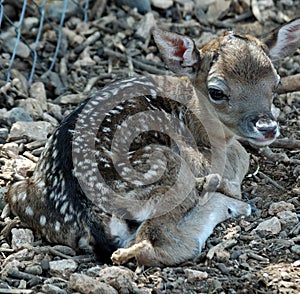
[153,29,200,79]
[262,18,300,61]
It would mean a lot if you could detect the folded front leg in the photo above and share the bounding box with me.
[196,173,241,199]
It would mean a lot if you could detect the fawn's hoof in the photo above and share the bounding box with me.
[111,240,151,264]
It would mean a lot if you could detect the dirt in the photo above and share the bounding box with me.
[0,0,299,293]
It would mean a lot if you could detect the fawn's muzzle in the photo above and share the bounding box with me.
[243,113,279,146]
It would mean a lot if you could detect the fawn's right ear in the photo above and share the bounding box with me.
[262,18,300,61]
[153,29,201,79]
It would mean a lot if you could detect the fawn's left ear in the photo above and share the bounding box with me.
[262,18,300,61]
[152,29,201,79]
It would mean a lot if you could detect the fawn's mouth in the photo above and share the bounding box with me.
[247,133,278,146]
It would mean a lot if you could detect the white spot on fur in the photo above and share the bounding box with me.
[19,192,27,201]
[25,206,34,216]
[55,221,61,232]
[40,215,46,226]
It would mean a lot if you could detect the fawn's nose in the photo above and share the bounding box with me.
[255,117,278,138]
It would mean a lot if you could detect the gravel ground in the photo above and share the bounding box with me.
[0,0,299,293]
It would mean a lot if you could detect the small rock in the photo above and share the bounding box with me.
[268,201,295,215]
[2,37,30,58]
[62,27,84,46]
[69,273,118,294]
[42,284,67,294]
[86,266,103,277]
[11,69,28,95]
[13,155,36,176]
[25,264,43,275]
[115,0,151,13]
[47,103,64,121]
[99,266,138,292]
[57,93,87,105]
[17,98,44,120]
[291,245,300,255]
[43,112,59,126]
[254,217,281,235]
[23,17,39,31]
[11,228,34,250]
[151,0,173,10]
[49,259,78,278]
[277,210,299,229]
[74,48,96,67]
[9,121,54,141]
[2,142,19,158]
[0,127,9,140]
[4,107,33,126]
[184,269,208,282]
[29,82,48,111]
[52,245,76,257]
[136,12,157,39]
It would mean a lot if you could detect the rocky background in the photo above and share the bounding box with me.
[0,0,300,293]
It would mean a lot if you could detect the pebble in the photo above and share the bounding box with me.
[41,284,67,294]
[2,37,30,58]
[2,142,19,158]
[184,269,208,282]
[268,201,295,215]
[99,266,139,293]
[151,0,173,10]
[0,127,8,140]
[24,265,43,275]
[254,217,282,235]
[136,12,157,39]
[8,121,54,142]
[12,155,36,176]
[47,103,64,121]
[11,228,34,250]
[4,107,33,126]
[52,245,76,257]
[291,245,300,255]
[115,0,151,13]
[56,93,87,105]
[43,112,59,126]
[69,273,118,294]
[277,210,299,229]
[29,82,48,111]
[17,98,44,120]
[49,259,78,278]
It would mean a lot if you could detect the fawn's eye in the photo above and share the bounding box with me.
[208,88,228,102]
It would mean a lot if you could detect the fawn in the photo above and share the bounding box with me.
[6,19,300,266]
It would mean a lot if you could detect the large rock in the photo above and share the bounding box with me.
[11,228,34,250]
[254,217,281,235]
[49,259,78,278]
[29,82,48,111]
[268,201,295,215]
[8,121,54,141]
[69,273,118,294]
[17,98,44,120]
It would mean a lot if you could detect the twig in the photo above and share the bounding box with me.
[278,74,300,94]
[46,246,73,259]
[0,290,34,294]
[7,269,44,281]
[270,138,300,149]
[258,171,285,191]
[103,48,167,75]
[90,0,108,19]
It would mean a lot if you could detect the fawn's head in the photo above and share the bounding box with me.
[153,19,300,146]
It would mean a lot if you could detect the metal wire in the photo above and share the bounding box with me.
[0,0,89,85]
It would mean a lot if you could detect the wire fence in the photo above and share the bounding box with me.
[0,0,89,84]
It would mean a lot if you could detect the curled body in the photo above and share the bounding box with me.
[6,19,300,266]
